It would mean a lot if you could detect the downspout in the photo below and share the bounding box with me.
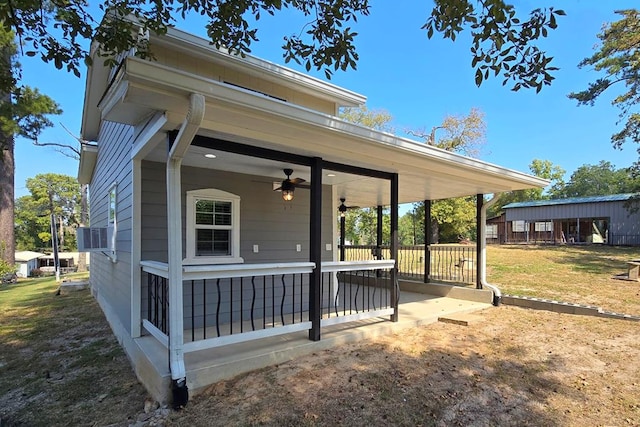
[166,93,205,408]
[479,195,502,306]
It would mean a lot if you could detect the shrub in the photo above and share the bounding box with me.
[0,259,16,276]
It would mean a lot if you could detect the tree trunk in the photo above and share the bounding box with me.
[76,183,88,272]
[0,134,15,265]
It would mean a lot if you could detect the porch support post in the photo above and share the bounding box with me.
[376,205,383,260]
[476,194,483,289]
[309,157,323,341]
[166,93,205,407]
[390,173,399,322]
[424,199,431,283]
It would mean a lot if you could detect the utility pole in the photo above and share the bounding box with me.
[51,213,60,282]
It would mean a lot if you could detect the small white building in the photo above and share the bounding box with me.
[14,251,45,278]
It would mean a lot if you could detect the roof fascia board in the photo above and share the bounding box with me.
[153,27,366,108]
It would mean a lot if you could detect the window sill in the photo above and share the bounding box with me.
[183,256,245,266]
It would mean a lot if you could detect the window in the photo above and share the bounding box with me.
[108,183,117,225]
[486,224,498,239]
[512,220,526,232]
[106,182,118,262]
[534,221,553,232]
[185,189,243,264]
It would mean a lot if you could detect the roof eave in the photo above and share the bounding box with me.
[154,27,367,108]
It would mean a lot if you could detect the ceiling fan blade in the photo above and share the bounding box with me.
[273,181,283,191]
[290,178,306,185]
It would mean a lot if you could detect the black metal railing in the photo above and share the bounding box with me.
[320,268,393,320]
[183,272,311,342]
[340,244,477,285]
[146,271,169,334]
[429,245,476,283]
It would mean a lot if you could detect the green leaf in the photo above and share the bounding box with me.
[475,68,483,86]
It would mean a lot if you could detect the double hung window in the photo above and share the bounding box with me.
[185,189,242,264]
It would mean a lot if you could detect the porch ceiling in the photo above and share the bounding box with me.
[99,56,548,208]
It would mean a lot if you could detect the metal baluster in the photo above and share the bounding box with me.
[251,276,256,331]
[230,278,233,335]
[191,280,195,342]
[280,274,286,326]
[262,276,266,330]
[215,278,221,337]
[202,279,207,340]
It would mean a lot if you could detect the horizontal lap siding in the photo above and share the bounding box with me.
[183,275,318,330]
[141,161,335,263]
[90,121,134,334]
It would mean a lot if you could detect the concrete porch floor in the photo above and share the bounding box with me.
[134,284,493,401]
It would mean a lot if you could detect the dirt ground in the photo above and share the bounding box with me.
[169,305,640,427]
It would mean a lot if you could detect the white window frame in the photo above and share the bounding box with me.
[486,224,498,239]
[185,188,243,265]
[534,221,553,232]
[512,220,526,232]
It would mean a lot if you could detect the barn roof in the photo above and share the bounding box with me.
[503,193,638,209]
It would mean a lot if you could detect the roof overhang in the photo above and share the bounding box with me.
[84,29,548,207]
[77,143,98,185]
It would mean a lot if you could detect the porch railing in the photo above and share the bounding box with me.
[340,244,476,284]
[140,259,396,352]
[321,260,396,326]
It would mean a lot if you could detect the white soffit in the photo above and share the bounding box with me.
[77,143,98,185]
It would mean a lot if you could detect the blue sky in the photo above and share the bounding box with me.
[14,0,638,199]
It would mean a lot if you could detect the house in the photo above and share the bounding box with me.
[14,251,44,277]
[38,252,77,274]
[498,194,640,245]
[77,25,547,405]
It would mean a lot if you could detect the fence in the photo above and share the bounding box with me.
[340,244,477,285]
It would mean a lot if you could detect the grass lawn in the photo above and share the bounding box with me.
[487,245,640,314]
[1,245,639,426]
[0,273,149,426]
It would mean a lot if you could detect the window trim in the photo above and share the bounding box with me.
[184,188,243,265]
[106,181,118,262]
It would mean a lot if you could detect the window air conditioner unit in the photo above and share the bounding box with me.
[76,227,113,252]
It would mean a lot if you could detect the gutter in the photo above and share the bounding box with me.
[479,195,502,306]
[166,93,205,408]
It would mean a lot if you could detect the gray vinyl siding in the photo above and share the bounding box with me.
[89,121,134,334]
[140,160,335,263]
[140,160,337,326]
[505,200,640,245]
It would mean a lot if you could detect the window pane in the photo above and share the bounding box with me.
[196,228,230,256]
[214,201,232,226]
[195,200,215,225]
[196,229,213,256]
[213,230,231,255]
[196,212,214,225]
